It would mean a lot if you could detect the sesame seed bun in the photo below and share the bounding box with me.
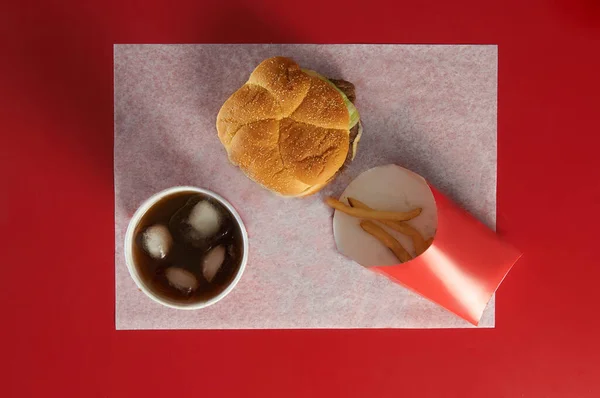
[216,57,351,197]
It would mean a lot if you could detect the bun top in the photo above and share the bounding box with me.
[216,57,350,197]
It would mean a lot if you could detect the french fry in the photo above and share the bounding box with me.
[360,221,412,263]
[348,197,428,255]
[325,197,421,221]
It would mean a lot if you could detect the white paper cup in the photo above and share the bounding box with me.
[124,186,248,310]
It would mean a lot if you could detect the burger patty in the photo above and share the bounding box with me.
[330,78,360,164]
[329,78,356,103]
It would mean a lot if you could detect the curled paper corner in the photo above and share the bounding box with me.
[333,165,522,325]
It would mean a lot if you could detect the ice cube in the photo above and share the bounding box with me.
[165,267,199,293]
[188,200,221,238]
[169,196,229,248]
[202,245,226,282]
[141,225,172,259]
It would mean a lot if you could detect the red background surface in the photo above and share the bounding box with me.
[2,1,599,397]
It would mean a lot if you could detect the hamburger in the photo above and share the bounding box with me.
[216,56,362,197]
